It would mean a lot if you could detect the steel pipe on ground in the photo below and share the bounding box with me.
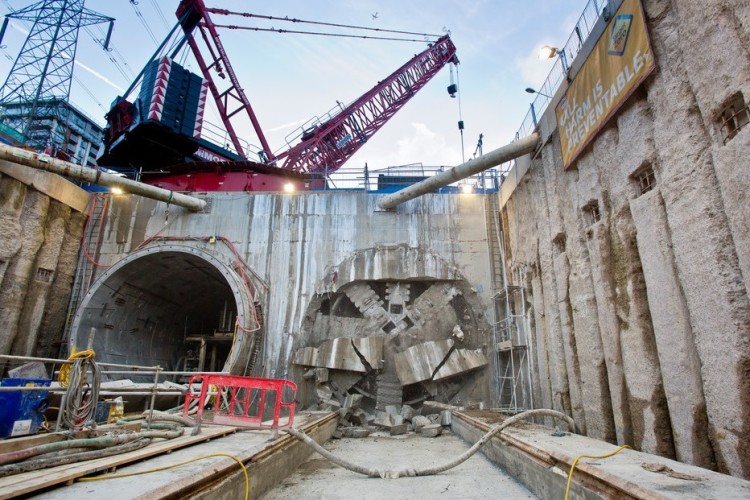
[377,133,540,210]
[0,144,206,212]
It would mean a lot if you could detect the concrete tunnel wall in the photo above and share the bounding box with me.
[79,191,497,401]
[498,0,750,479]
[70,245,257,375]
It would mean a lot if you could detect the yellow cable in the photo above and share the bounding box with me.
[58,349,96,387]
[564,444,630,500]
[77,453,250,500]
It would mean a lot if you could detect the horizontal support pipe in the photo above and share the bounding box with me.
[0,145,206,212]
[0,354,74,365]
[377,133,540,210]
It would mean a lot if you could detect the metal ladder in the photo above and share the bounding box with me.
[61,194,109,348]
[485,195,506,296]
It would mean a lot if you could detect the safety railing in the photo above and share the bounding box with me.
[308,162,512,192]
[516,0,610,140]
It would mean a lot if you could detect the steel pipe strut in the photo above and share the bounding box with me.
[377,133,540,210]
[0,145,206,212]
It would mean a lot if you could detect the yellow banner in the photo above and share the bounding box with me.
[556,0,655,169]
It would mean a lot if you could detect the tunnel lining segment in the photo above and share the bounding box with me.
[69,244,258,374]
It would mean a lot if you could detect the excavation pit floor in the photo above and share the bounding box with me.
[260,429,536,500]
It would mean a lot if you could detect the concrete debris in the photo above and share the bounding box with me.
[412,415,431,432]
[310,377,460,441]
[292,336,384,372]
[421,424,443,438]
[314,367,329,384]
[385,405,401,417]
[343,393,363,410]
[349,409,369,426]
[389,423,409,436]
[320,398,342,411]
[427,414,441,424]
[400,404,416,422]
[422,401,460,415]
[374,412,394,429]
[316,384,333,401]
[337,407,353,424]
[342,427,371,438]
[303,369,316,380]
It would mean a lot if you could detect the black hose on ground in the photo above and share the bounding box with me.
[0,428,184,466]
[286,408,576,479]
[0,439,152,477]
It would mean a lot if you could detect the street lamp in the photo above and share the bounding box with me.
[525,87,551,98]
[539,44,568,73]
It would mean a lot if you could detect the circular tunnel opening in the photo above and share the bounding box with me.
[71,249,248,379]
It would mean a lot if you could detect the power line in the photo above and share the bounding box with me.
[148,0,171,31]
[83,26,135,84]
[212,24,436,43]
[129,0,159,46]
[208,9,442,39]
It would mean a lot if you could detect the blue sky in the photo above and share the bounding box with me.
[0,0,587,169]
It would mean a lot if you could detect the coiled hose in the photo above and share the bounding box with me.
[58,349,100,430]
[286,408,576,479]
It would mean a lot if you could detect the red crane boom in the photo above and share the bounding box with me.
[275,35,458,173]
[100,1,459,191]
[177,0,457,175]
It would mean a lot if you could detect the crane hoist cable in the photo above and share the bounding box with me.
[450,64,466,163]
[208,9,442,39]
[211,24,436,43]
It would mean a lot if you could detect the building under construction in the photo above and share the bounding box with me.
[0,0,749,498]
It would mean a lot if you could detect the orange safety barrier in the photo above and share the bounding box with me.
[183,374,297,430]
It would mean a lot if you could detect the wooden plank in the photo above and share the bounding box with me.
[0,425,237,499]
[132,412,338,499]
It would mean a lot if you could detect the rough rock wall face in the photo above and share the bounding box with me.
[501,0,749,478]
[0,174,86,363]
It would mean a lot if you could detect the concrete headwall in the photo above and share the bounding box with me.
[0,163,89,362]
[77,191,497,404]
[500,0,750,478]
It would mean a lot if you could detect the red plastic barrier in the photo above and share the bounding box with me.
[183,374,296,430]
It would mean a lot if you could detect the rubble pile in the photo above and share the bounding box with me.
[314,390,457,439]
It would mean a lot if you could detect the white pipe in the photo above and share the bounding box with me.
[377,133,540,210]
[0,145,206,212]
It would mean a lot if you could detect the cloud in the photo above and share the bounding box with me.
[386,122,461,166]
[266,118,308,132]
[74,61,125,93]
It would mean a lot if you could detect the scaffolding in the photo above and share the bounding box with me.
[485,195,533,413]
[492,286,533,413]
